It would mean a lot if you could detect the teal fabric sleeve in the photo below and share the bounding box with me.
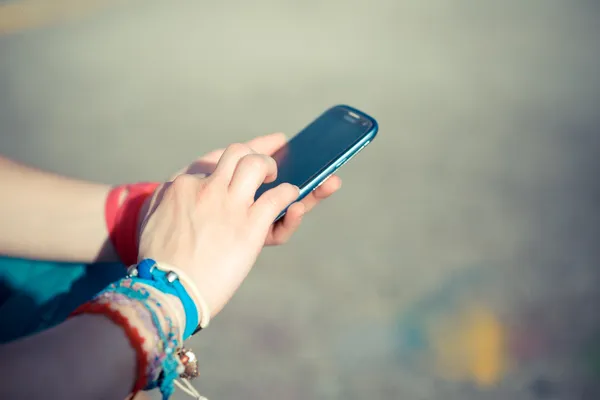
[0,256,125,343]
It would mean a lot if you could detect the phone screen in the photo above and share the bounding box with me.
[255,106,373,199]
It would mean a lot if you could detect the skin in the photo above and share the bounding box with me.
[0,141,323,399]
[168,133,342,247]
[0,133,341,262]
[1,4,338,400]
[140,141,307,317]
[0,133,341,399]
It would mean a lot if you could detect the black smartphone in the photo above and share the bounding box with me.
[255,104,379,220]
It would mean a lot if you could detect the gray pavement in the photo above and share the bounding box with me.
[1,1,600,399]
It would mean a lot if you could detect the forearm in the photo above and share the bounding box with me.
[0,156,118,263]
[0,315,136,400]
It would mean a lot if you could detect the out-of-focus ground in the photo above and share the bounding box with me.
[2,1,600,399]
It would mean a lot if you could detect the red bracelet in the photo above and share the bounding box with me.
[105,183,159,266]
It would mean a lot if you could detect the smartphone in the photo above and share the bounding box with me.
[254,104,379,220]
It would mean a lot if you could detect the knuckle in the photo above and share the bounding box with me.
[265,155,277,169]
[226,142,252,156]
[264,192,280,210]
[171,174,196,191]
[240,154,268,172]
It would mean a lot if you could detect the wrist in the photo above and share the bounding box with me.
[128,259,209,337]
[136,193,154,255]
[71,279,186,395]
[149,261,212,331]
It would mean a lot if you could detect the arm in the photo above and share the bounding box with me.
[0,315,137,400]
[0,143,302,399]
[0,134,341,263]
[0,156,117,263]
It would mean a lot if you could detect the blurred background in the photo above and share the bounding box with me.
[2,1,600,399]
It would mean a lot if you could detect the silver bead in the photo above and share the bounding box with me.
[166,271,179,283]
[127,266,138,277]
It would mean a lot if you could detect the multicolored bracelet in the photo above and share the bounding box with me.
[72,279,182,396]
[72,261,209,399]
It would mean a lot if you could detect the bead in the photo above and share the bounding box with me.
[127,265,138,277]
[177,347,199,379]
[166,271,179,283]
[136,259,155,279]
